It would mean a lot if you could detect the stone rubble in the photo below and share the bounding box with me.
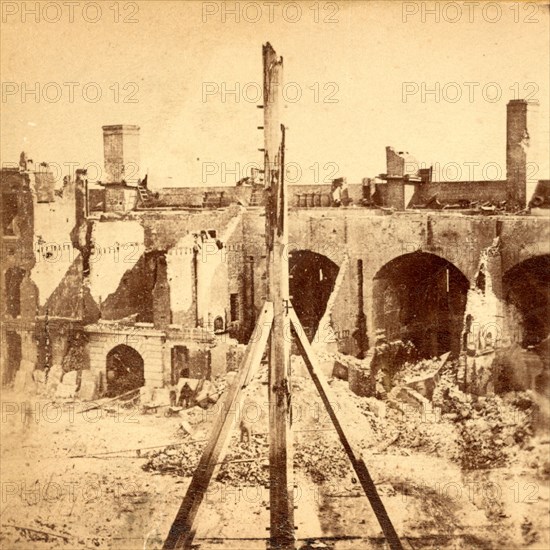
[141,357,540,485]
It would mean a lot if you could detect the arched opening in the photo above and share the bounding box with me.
[373,252,469,357]
[503,255,550,347]
[106,344,144,397]
[289,250,339,340]
[4,267,25,318]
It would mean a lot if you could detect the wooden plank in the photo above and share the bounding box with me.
[290,310,404,550]
[78,388,139,413]
[163,302,273,550]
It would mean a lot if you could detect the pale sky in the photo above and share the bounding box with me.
[1,0,549,186]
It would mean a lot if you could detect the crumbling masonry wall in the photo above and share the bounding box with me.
[2,179,549,397]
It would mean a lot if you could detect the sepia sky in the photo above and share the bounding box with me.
[1,0,549,186]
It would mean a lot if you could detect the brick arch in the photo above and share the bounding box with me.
[104,339,149,361]
[503,253,550,280]
[86,330,165,392]
[502,240,550,275]
[286,242,344,270]
[370,249,471,285]
[372,251,469,357]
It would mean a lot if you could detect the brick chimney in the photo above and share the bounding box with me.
[102,125,140,184]
[506,100,539,209]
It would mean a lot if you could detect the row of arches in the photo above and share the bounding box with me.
[289,249,550,358]
[9,251,541,393]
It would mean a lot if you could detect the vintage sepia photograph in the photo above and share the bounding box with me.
[1,1,549,548]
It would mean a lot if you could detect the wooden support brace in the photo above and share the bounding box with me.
[163,302,274,550]
[290,309,404,550]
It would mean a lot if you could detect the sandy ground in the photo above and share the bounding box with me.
[1,373,549,550]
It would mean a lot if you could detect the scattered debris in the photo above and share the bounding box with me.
[1,523,71,544]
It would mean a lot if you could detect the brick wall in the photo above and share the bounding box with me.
[410,180,507,206]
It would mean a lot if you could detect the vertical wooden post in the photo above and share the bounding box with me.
[263,42,295,550]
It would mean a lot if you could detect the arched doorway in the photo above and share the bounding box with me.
[503,255,550,347]
[373,252,469,357]
[106,344,145,397]
[289,250,339,340]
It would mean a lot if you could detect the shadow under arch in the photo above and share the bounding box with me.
[106,344,145,397]
[503,254,550,347]
[373,251,469,357]
[289,250,339,341]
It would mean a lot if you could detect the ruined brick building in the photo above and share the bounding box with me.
[1,99,549,400]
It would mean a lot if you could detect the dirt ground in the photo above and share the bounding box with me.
[1,364,549,550]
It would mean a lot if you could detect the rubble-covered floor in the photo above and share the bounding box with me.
[1,358,549,549]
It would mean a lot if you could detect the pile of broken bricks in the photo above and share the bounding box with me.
[142,437,207,477]
[431,369,535,468]
[293,437,350,484]
[216,434,269,485]
[142,431,353,486]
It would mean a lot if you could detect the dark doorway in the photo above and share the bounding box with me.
[289,250,339,340]
[3,331,22,386]
[213,316,225,333]
[503,255,550,347]
[230,293,239,322]
[171,345,190,384]
[106,344,144,397]
[373,252,469,357]
[2,194,18,235]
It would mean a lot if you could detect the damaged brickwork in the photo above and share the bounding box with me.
[1,101,549,406]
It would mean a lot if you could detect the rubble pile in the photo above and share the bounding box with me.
[201,376,228,405]
[433,371,535,469]
[373,339,417,380]
[293,437,350,484]
[142,356,537,486]
[142,439,206,477]
[457,397,534,469]
[216,434,269,485]
[337,358,535,466]
[394,356,446,385]
[142,431,353,485]
[338,391,385,438]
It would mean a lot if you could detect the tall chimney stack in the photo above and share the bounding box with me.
[506,100,538,209]
[102,124,140,184]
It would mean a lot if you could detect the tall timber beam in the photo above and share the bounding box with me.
[263,42,295,550]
